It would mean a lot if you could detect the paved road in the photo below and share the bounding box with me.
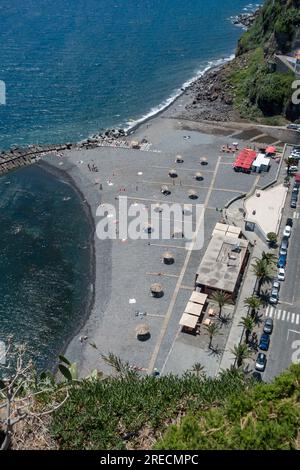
[264,156,300,381]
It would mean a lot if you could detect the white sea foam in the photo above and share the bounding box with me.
[124,54,235,133]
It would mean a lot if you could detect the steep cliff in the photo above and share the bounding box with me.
[231,0,300,122]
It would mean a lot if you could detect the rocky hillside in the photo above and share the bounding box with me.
[237,0,300,56]
[229,0,300,122]
[181,0,300,124]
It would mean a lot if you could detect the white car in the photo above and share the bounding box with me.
[283,225,291,238]
[278,268,285,281]
[287,166,298,173]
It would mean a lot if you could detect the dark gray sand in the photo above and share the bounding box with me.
[44,110,278,377]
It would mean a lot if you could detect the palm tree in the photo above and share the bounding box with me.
[190,362,205,378]
[251,258,273,296]
[231,343,252,368]
[205,322,220,349]
[239,316,255,343]
[266,232,277,247]
[261,251,277,266]
[210,290,232,319]
[244,295,262,319]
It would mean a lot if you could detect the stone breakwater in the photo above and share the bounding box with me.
[0,128,129,176]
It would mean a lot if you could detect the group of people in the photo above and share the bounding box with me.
[87,163,98,172]
[221,143,239,153]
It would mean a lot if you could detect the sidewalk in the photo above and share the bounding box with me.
[218,145,289,372]
[218,200,268,372]
[218,243,264,372]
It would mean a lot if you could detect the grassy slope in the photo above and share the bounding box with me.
[156,364,300,450]
[50,369,252,450]
[50,364,300,450]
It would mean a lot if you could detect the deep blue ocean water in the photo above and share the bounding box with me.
[0,0,261,149]
[0,0,261,369]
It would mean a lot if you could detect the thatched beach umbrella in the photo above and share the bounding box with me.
[200,157,208,166]
[150,283,164,298]
[135,324,150,340]
[195,172,203,181]
[188,189,198,199]
[169,168,178,178]
[175,155,184,163]
[163,251,174,265]
[161,185,170,195]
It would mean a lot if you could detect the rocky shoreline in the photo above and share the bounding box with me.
[230,8,260,30]
[172,53,252,123]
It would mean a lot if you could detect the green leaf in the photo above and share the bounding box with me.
[0,380,6,390]
[58,355,71,366]
[58,364,73,381]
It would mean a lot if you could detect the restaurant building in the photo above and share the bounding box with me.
[195,224,250,300]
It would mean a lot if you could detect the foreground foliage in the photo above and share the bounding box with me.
[156,364,300,450]
[50,368,251,450]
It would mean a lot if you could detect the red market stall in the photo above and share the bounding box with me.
[233,149,257,173]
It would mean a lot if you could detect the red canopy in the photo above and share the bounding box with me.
[233,148,257,170]
[266,146,276,154]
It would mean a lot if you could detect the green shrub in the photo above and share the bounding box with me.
[50,369,250,450]
[156,364,300,450]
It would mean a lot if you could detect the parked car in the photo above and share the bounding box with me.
[272,279,280,291]
[287,124,300,130]
[277,254,287,268]
[291,198,297,209]
[283,225,292,238]
[279,246,287,256]
[259,333,270,351]
[278,268,285,281]
[269,287,279,304]
[294,174,300,187]
[252,371,263,382]
[280,238,288,255]
[263,317,274,334]
[287,166,299,174]
[255,352,267,371]
[286,218,293,227]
